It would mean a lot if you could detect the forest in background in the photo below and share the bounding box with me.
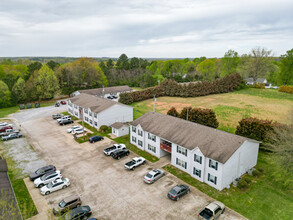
[0,47,293,108]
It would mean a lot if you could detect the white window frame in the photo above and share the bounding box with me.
[138,140,143,146]
[176,158,187,169]
[177,145,187,156]
[147,144,156,153]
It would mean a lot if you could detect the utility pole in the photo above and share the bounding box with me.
[153,95,156,112]
[186,108,189,120]
[102,85,105,98]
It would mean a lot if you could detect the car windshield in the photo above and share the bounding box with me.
[169,189,178,195]
[47,182,53,188]
[40,174,48,181]
[35,168,44,175]
[146,173,153,178]
[58,200,66,208]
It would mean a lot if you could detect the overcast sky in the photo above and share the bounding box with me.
[0,0,292,58]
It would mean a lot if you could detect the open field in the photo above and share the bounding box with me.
[131,88,293,133]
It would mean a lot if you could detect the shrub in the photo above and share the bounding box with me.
[235,117,276,142]
[167,107,179,117]
[252,83,265,89]
[242,176,252,184]
[119,73,242,104]
[100,125,110,133]
[237,179,248,190]
[279,85,293,94]
[252,170,261,177]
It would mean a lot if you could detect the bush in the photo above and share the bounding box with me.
[252,170,261,177]
[235,117,277,142]
[167,107,179,117]
[237,179,248,190]
[279,85,293,94]
[252,83,265,89]
[119,73,242,104]
[242,176,252,184]
[100,125,110,133]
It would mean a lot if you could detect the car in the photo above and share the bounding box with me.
[71,127,87,135]
[57,116,72,123]
[272,86,279,89]
[107,95,114,99]
[89,135,104,143]
[34,170,62,188]
[29,165,56,181]
[59,119,74,126]
[167,184,190,201]
[198,201,225,220]
[55,102,60,107]
[124,157,146,170]
[265,83,272,89]
[53,195,82,216]
[112,149,130,160]
[0,126,13,133]
[112,95,118,99]
[62,206,92,220]
[1,132,23,141]
[40,178,70,195]
[67,126,83,133]
[60,100,67,105]
[52,114,64,119]
[103,144,126,156]
[0,122,9,126]
[144,169,165,184]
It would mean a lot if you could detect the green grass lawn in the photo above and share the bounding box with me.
[163,151,293,220]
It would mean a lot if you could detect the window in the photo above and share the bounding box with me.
[194,154,202,164]
[94,122,97,126]
[89,112,92,116]
[132,126,136,133]
[113,128,116,133]
[208,173,217,184]
[148,144,156,153]
[138,130,143,136]
[84,109,88,114]
[94,113,97,118]
[177,146,187,156]
[176,158,187,169]
[193,167,201,177]
[209,159,218,170]
[148,133,156,142]
[132,136,136,143]
[85,117,88,122]
[90,120,92,124]
[138,140,143,146]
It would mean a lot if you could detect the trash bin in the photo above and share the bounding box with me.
[19,104,25,110]
[35,103,40,108]
[26,103,32,109]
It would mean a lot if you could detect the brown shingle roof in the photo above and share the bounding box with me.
[77,86,132,96]
[111,122,127,129]
[131,112,252,164]
[69,93,132,113]
[0,159,8,172]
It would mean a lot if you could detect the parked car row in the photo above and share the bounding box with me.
[29,164,94,219]
[0,122,22,141]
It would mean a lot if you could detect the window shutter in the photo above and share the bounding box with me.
[176,158,178,165]
[215,177,217,185]
[208,173,210,181]
[193,167,195,175]
[194,154,196,162]
[209,159,211,167]
[199,170,201,178]
[200,156,202,164]
[184,162,187,169]
[215,162,218,170]
[185,149,187,156]
[177,145,179,153]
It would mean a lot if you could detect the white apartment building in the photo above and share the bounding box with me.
[68,93,133,129]
[130,112,260,191]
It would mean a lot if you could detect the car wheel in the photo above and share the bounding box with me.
[131,167,134,171]
[62,185,67,189]
[45,191,50,195]
[39,184,44,188]
[143,161,146,165]
[117,156,121,160]
[110,153,113,156]
[126,152,129,156]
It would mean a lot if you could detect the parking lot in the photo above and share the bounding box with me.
[13,106,246,220]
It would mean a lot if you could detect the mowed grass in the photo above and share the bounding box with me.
[130,88,293,133]
[164,152,293,220]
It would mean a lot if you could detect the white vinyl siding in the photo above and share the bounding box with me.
[176,158,187,169]
[148,144,156,153]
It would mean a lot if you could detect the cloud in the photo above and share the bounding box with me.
[0,0,292,57]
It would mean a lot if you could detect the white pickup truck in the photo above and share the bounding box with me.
[103,144,126,156]
[124,157,146,170]
[198,201,225,220]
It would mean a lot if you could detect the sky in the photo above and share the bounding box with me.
[0,0,292,58]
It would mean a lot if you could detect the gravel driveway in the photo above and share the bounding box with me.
[11,106,245,220]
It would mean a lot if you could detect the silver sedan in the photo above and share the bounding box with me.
[144,169,165,184]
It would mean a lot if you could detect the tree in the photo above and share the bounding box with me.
[279,49,293,85]
[12,77,27,103]
[167,107,179,117]
[26,62,42,81]
[221,50,239,76]
[179,106,192,120]
[0,80,12,107]
[130,57,140,69]
[106,59,114,69]
[46,60,60,70]
[196,59,216,80]
[33,65,59,100]
[116,54,129,69]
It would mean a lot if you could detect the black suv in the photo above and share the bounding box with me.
[29,165,56,181]
[59,119,74,126]
[89,136,104,143]
[63,205,92,220]
[111,149,130,160]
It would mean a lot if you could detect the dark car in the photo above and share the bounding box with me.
[60,101,67,105]
[55,102,60,107]
[107,96,114,100]
[89,136,104,143]
[111,149,130,160]
[62,205,92,220]
[167,184,190,201]
[59,119,74,126]
[29,165,56,181]
[0,126,13,133]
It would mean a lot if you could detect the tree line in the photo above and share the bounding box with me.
[0,47,293,108]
